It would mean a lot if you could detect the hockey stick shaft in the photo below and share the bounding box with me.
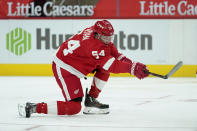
[147,71,167,79]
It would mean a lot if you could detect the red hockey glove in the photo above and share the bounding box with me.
[131,62,149,79]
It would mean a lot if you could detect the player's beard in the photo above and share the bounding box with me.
[100,35,114,45]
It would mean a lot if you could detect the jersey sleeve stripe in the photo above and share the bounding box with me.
[117,54,124,60]
[103,57,115,70]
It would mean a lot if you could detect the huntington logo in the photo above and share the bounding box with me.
[6,28,31,56]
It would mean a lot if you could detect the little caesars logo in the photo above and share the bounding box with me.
[6,28,31,56]
[140,1,197,16]
[7,0,97,17]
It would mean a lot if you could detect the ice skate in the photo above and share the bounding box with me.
[18,102,37,118]
[83,88,109,114]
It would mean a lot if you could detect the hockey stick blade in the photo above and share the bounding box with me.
[147,61,183,79]
[165,61,183,78]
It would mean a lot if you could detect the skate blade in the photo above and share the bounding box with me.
[18,104,26,117]
[83,107,110,115]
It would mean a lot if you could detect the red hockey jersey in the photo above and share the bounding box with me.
[53,26,131,78]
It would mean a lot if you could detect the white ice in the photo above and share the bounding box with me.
[0,76,197,131]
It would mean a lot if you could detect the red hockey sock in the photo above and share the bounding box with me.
[57,101,81,115]
[89,68,109,98]
[89,85,101,98]
[36,103,48,114]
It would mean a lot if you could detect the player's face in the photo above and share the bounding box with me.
[99,34,114,45]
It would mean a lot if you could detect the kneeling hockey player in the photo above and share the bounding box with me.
[18,20,149,117]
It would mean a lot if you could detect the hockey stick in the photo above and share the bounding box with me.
[146,61,183,79]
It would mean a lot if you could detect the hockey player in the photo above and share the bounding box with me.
[18,20,149,117]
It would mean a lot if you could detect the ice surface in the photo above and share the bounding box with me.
[0,76,197,131]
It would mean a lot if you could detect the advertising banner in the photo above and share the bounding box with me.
[0,0,197,19]
[0,19,169,64]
